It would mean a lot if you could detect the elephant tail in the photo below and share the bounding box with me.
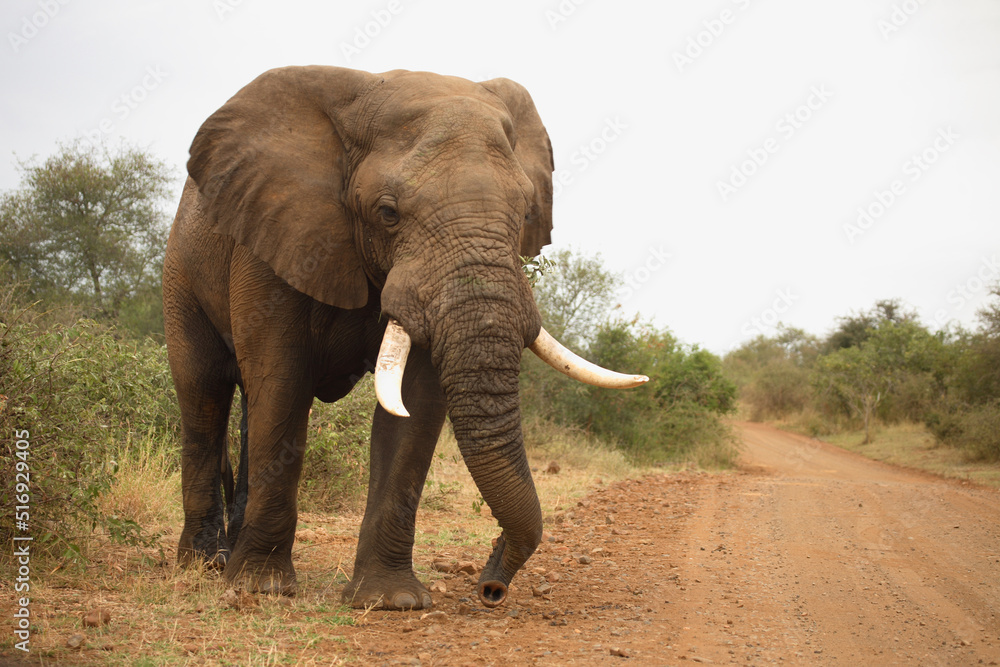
[222,441,234,510]
[225,386,249,549]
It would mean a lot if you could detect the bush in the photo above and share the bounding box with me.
[0,283,178,561]
[298,377,375,512]
[524,319,738,468]
[742,362,811,421]
[722,328,819,422]
[925,399,1000,462]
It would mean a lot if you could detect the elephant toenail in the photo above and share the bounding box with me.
[421,593,433,608]
[392,593,417,609]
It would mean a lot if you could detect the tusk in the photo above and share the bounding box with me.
[529,327,649,389]
[374,318,411,417]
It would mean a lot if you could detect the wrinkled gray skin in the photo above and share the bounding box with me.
[163,66,554,609]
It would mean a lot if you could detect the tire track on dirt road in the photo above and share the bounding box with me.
[663,422,1000,665]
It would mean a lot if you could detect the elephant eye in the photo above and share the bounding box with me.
[379,205,400,226]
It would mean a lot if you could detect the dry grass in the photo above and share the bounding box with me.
[821,421,1000,488]
[96,434,183,534]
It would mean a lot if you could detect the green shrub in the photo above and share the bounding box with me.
[0,284,178,561]
[523,319,738,468]
[297,376,375,511]
[926,399,1000,462]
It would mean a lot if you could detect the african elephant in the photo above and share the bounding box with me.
[163,66,646,610]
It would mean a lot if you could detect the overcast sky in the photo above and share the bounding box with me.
[2,0,998,353]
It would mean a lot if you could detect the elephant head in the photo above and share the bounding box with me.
[184,66,645,607]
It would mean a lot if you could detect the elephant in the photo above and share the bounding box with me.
[163,65,646,610]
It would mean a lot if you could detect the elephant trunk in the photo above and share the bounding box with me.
[409,269,541,607]
[436,333,541,608]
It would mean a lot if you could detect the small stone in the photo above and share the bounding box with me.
[66,634,86,650]
[457,603,472,615]
[275,596,293,607]
[546,461,561,474]
[576,555,593,565]
[507,609,519,618]
[195,602,206,613]
[431,559,453,573]
[183,644,199,654]
[546,572,561,583]
[219,589,238,608]
[610,647,629,657]
[420,610,448,623]
[455,561,479,575]
[606,514,615,525]
[83,608,111,627]
[429,580,447,594]
[418,653,432,664]
[532,583,553,597]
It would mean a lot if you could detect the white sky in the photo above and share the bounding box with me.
[2,0,998,353]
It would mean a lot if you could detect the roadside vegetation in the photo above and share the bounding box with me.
[723,294,1000,480]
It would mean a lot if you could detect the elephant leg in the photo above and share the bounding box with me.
[168,306,236,569]
[343,347,447,610]
[223,375,311,595]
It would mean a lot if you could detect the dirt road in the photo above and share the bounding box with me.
[350,423,1000,665]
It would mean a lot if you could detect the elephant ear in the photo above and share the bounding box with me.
[188,66,375,309]
[479,78,554,258]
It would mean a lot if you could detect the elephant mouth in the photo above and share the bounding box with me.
[373,318,648,417]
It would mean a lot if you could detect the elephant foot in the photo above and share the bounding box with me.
[224,552,296,596]
[177,525,230,570]
[342,572,433,610]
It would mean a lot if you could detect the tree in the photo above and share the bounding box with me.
[950,284,1000,405]
[813,320,943,443]
[824,298,914,352]
[530,247,621,352]
[0,142,172,320]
